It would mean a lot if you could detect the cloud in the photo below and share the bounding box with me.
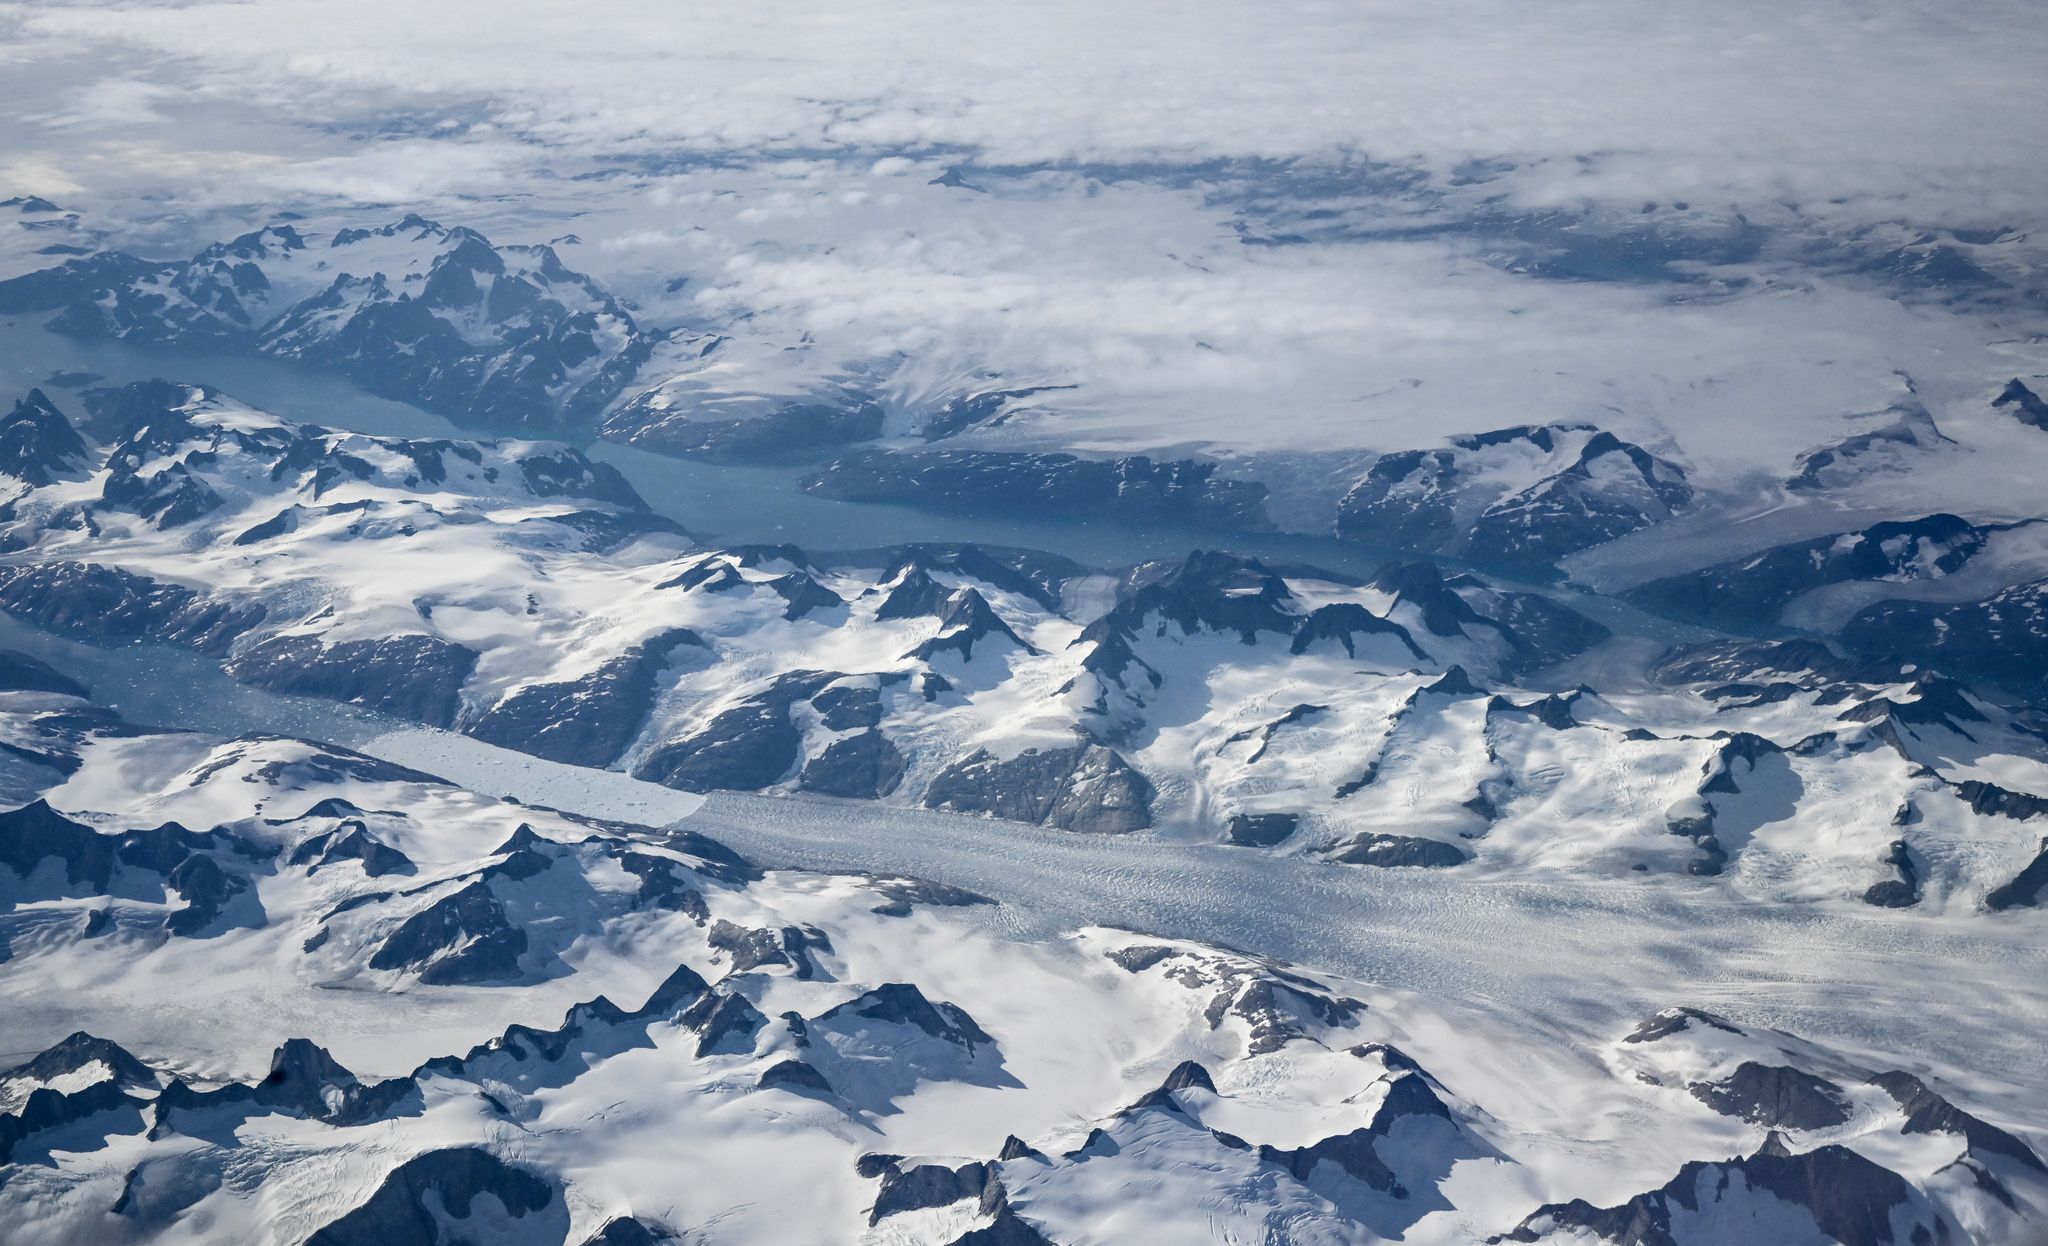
[9,0,2047,225]
[0,0,2042,517]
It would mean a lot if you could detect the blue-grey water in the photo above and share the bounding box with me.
[0,316,1712,649]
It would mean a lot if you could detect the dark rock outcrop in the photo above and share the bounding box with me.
[1289,602,1427,660]
[367,881,528,985]
[1687,1062,1852,1130]
[1862,839,1920,908]
[288,821,416,878]
[923,743,1154,833]
[1869,1069,2045,1174]
[1995,378,2048,430]
[817,983,994,1054]
[0,389,90,485]
[1226,812,1299,846]
[633,671,837,793]
[226,634,478,727]
[1338,424,1691,564]
[1844,579,2048,702]
[0,648,87,698]
[1788,404,1951,494]
[1985,837,2048,911]
[905,588,1036,663]
[616,395,885,461]
[1326,833,1466,869]
[0,562,262,656]
[305,1148,561,1246]
[1498,1135,1940,1246]
[1630,513,1989,627]
[805,449,1270,529]
[799,730,908,799]
[467,629,703,766]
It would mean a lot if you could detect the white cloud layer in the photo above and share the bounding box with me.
[5,0,2047,223]
[0,0,2043,530]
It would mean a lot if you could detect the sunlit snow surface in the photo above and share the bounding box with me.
[0,1,2045,1241]
[0,653,2040,1244]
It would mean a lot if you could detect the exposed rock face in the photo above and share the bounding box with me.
[1326,832,1466,868]
[0,1077,145,1165]
[1863,839,1921,908]
[1105,549,1297,642]
[0,1031,155,1116]
[1985,837,2048,911]
[1,218,651,433]
[768,572,843,620]
[1105,942,1365,1055]
[367,881,529,985]
[1364,559,1610,671]
[875,544,1078,613]
[1629,513,1989,626]
[0,800,261,935]
[875,565,952,620]
[1995,378,2048,429]
[1622,1006,1745,1045]
[1499,1135,1941,1246]
[1258,1069,1464,1199]
[0,648,88,698]
[1225,812,1299,846]
[804,449,1271,529]
[0,562,263,655]
[1289,602,1427,659]
[915,383,1073,441]
[817,983,994,1054]
[1844,578,2048,697]
[905,588,1036,663]
[798,730,908,798]
[679,990,769,1057]
[225,633,479,727]
[632,672,834,792]
[224,1039,418,1126]
[1474,586,1614,670]
[288,822,416,878]
[1869,1069,2046,1174]
[0,389,90,486]
[865,1157,999,1222]
[1373,560,1489,636]
[923,743,1154,832]
[707,920,831,978]
[1337,423,1691,563]
[1688,1062,1853,1130]
[1788,403,1952,493]
[467,629,703,766]
[610,393,885,461]
[1649,637,1856,687]
[582,1216,676,1245]
[755,1059,833,1096]
[1222,704,1326,765]
[305,1148,562,1246]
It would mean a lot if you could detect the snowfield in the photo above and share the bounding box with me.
[3,0,2048,1237]
[0,671,2041,1245]
[0,372,2041,1241]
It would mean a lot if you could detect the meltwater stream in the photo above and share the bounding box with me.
[1,613,2041,1102]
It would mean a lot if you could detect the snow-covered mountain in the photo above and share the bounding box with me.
[4,0,2048,1236]
[0,672,2040,1244]
[0,383,2045,924]
[0,217,651,432]
[1336,423,1694,565]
